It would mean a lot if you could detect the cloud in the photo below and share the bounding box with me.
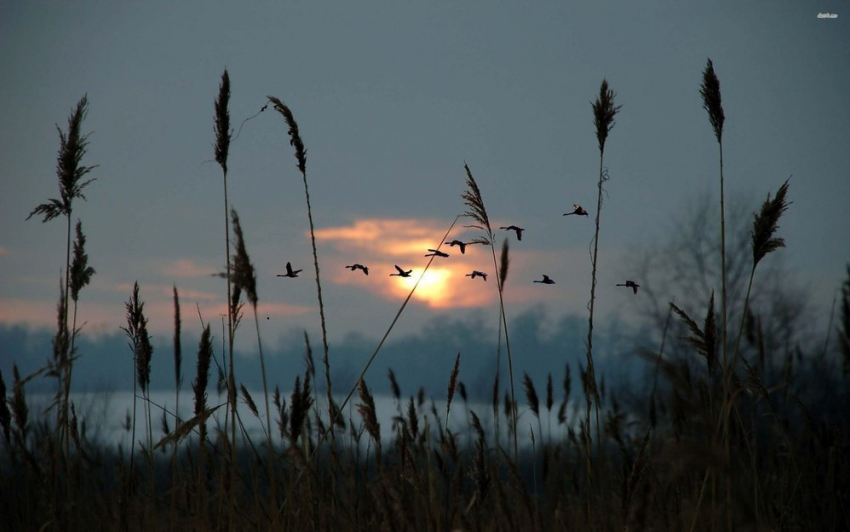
[314,218,572,308]
[159,259,218,279]
[0,246,9,257]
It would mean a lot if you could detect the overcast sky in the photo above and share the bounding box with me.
[1,1,848,351]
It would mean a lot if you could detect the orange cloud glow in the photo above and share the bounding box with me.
[316,218,496,308]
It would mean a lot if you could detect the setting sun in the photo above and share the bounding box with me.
[393,267,453,307]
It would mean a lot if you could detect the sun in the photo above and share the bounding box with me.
[392,267,453,307]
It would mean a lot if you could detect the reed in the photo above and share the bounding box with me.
[584,78,620,524]
[267,96,335,436]
[462,163,518,460]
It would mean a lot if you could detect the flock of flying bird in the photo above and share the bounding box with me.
[276,204,641,294]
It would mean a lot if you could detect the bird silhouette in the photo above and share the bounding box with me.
[465,270,488,281]
[444,240,468,254]
[425,249,449,258]
[500,225,525,241]
[563,204,589,217]
[276,262,302,278]
[534,274,556,285]
[390,265,413,278]
[616,280,640,294]
[345,263,369,275]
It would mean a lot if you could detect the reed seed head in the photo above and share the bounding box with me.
[122,282,153,393]
[230,209,258,308]
[700,59,725,143]
[447,353,461,411]
[28,96,97,223]
[388,369,401,402]
[267,96,307,175]
[240,384,259,418]
[670,293,718,376]
[752,179,791,267]
[592,79,621,155]
[193,325,213,416]
[356,378,381,447]
[214,69,231,174]
[499,238,510,286]
[523,373,540,418]
[70,220,95,302]
[461,163,492,235]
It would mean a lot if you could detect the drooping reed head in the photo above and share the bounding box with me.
[214,69,231,174]
[700,59,725,143]
[752,179,790,267]
[592,79,621,155]
[267,96,307,175]
[28,96,97,222]
[229,208,258,308]
[461,163,492,236]
[70,220,95,302]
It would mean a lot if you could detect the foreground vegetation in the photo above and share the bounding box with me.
[2,61,848,531]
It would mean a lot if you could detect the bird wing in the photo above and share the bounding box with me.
[394,265,404,274]
[286,262,294,275]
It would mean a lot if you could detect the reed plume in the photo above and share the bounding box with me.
[670,292,718,377]
[28,96,97,484]
[584,78,620,525]
[357,378,381,459]
[213,70,237,519]
[230,208,276,506]
[731,180,791,370]
[462,163,518,459]
[267,96,333,438]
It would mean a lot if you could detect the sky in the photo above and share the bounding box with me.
[1,1,848,363]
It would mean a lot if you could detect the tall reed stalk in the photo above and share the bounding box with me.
[462,164,518,460]
[27,96,97,491]
[212,69,237,524]
[585,79,620,523]
[267,96,335,434]
[700,58,730,530]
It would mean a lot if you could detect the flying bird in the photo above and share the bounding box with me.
[390,265,413,278]
[425,249,449,258]
[533,275,556,285]
[500,225,525,241]
[465,270,488,281]
[277,262,302,278]
[444,240,468,254]
[563,204,589,217]
[345,263,369,275]
[616,280,640,294]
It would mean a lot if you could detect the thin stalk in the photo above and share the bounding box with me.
[251,308,276,509]
[489,238,517,460]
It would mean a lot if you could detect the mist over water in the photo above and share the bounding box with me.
[38,389,585,450]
